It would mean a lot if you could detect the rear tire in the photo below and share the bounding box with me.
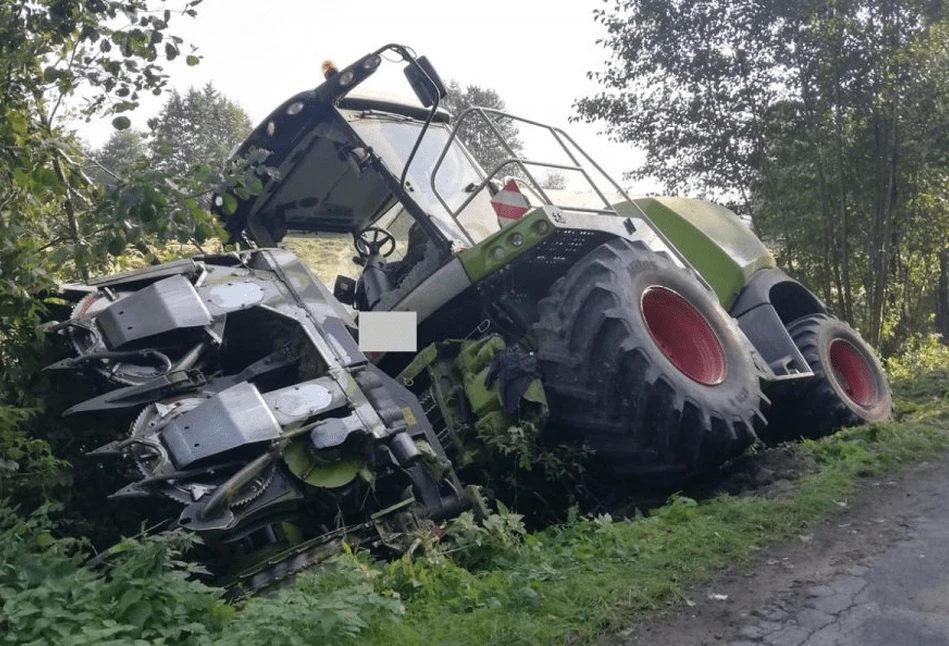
[531,238,768,481]
[768,314,891,440]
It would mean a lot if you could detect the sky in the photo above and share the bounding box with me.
[79,0,655,193]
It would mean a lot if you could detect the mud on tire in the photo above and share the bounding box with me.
[530,238,768,481]
[767,314,892,440]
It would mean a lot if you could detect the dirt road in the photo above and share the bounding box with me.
[625,454,949,646]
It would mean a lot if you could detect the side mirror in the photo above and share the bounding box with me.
[333,275,357,305]
[404,56,447,108]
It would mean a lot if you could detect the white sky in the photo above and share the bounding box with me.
[78,0,656,193]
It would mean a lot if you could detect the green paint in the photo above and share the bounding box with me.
[395,343,439,385]
[283,439,364,488]
[618,197,776,309]
[456,336,506,418]
[457,210,553,281]
[454,335,549,434]
[455,335,506,375]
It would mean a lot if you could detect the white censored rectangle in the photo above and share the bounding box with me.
[358,311,418,352]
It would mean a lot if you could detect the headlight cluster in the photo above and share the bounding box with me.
[485,216,553,266]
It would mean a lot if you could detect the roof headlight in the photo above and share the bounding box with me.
[509,232,524,247]
[338,69,356,87]
[362,55,381,71]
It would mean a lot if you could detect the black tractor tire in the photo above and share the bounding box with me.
[766,314,892,440]
[530,238,768,481]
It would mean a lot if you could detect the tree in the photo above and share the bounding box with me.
[577,0,949,350]
[149,83,252,176]
[0,0,210,350]
[576,0,781,199]
[540,171,567,190]
[0,0,187,513]
[0,1,280,525]
[441,80,524,177]
[88,129,147,183]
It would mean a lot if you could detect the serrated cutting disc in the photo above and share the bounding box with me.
[127,394,275,506]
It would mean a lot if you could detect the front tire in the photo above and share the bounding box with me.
[531,238,768,481]
[769,314,892,439]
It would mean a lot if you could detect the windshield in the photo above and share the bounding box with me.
[345,113,501,246]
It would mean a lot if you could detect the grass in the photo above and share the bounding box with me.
[353,364,949,645]
[281,234,361,286]
[6,353,947,645]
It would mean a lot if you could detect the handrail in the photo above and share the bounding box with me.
[427,106,713,292]
[429,106,647,225]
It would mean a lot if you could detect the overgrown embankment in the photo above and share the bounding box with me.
[3,349,948,645]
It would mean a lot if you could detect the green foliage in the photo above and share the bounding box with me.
[0,1,279,537]
[0,408,71,507]
[224,550,404,646]
[89,142,271,258]
[0,0,205,366]
[886,333,949,381]
[355,357,949,644]
[2,359,947,645]
[576,0,775,195]
[476,420,541,470]
[88,130,148,183]
[0,507,228,645]
[381,554,477,605]
[444,502,527,570]
[0,1,199,123]
[148,83,253,177]
[440,80,524,176]
[0,508,404,645]
[0,0,212,275]
[577,0,949,349]
[473,415,592,497]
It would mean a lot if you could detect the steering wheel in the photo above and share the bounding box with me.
[354,227,397,258]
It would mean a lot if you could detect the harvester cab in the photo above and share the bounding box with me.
[221,46,670,315]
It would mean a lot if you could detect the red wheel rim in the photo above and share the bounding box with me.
[641,286,727,386]
[829,339,877,407]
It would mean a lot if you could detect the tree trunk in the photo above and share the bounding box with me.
[937,249,949,344]
[867,3,902,349]
[832,63,853,324]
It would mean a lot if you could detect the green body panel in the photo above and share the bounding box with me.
[616,197,776,309]
[395,342,442,385]
[457,209,553,282]
[283,439,364,488]
[453,335,549,467]
[456,336,507,418]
